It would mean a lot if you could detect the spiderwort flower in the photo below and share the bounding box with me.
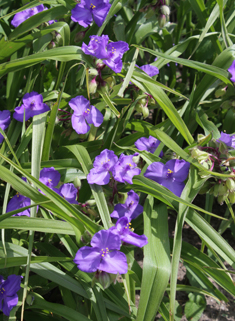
[228,60,235,82]
[217,132,235,149]
[112,154,141,184]
[39,167,60,192]
[74,229,128,274]
[71,0,111,28]
[59,183,78,204]
[0,110,11,144]
[13,91,50,122]
[110,190,143,221]
[137,64,159,77]
[11,5,45,27]
[144,159,190,197]
[135,136,163,157]
[0,274,22,316]
[6,193,31,217]
[110,217,148,247]
[87,149,118,185]
[69,96,103,134]
[82,35,129,73]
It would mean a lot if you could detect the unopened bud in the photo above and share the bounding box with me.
[215,87,227,98]
[48,41,56,49]
[74,31,86,43]
[104,76,116,89]
[161,5,170,16]
[213,184,220,197]
[217,194,228,205]
[73,176,82,189]
[228,191,235,204]
[26,294,34,306]
[218,182,228,196]
[142,106,149,118]
[226,179,235,192]
[88,68,98,77]
[55,33,63,46]
[132,152,140,164]
[81,230,92,244]
[96,59,105,69]
[86,200,96,207]
[117,192,128,204]
[221,101,231,109]
[89,78,98,94]
[158,14,166,27]
[135,102,143,113]
[149,98,156,105]
[190,147,210,163]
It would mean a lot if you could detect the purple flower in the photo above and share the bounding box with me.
[74,230,128,274]
[228,60,235,82]
[59,183,78,204]
[112,154,141,184]
[134,136,163,156]
[69,96,103,135]
[87,149,118,185]
[138,64,159,77]
[39,167,60,191]
[144,159,190,197]
[217,132,235,149]
[6,193,31,217]
[11,5,45,27]
[110,190,143,221]
[110,217,148,247]
[13,91,50,122]
[0,274,22,316]
[0,110,11,144]
[71,0,111,28]
[82,35,129,73]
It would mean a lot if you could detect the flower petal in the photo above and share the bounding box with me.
[85,105,103,127]
[74,247,101,273]
[87,168,110,185]
[71,114,90,134]
[2,294,19,316]
[71,4,93,28]
[98,251,128,274]
[92,3,111,27]
[91,230,121,250]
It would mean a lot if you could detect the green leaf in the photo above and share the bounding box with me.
[184,293,206,321]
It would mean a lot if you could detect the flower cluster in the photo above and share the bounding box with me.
[87,149,141,185]
[69,95,103,135]
[11,5,56,28]
[7,168,78,216]
[71,0,111,28]
[0,110,11,144]
[82,35,129,73]
[0,274,22,316]
[74,189,147,284]
[144,159,190,197]
[135,135,163,156]
[13,91,50,122]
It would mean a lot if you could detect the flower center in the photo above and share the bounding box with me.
[0,287,6,295]
[30,100,35,109]
[125,222,133,231]
[90,3,96,9]
[84,108,91,116]
[101,247,109,257]
[167,169,173,177]
[16,192,20,198]
[111,47,116,54]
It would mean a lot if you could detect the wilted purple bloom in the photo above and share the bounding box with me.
[71,0,111,28]
[217,132,235,149]
[144,159,190,197]
[138,64,159,77]
[59,183,78,204]
[82,35,129,73]
[0,110,11,144]
[110,190,143,221]
[0,274,22,316]
[13,91,50,122]
[11,4,45,27]
[39,167,60,191]
[228,60,235,82]
[69,96,103,134]
[87,149,118,185]
[112,154,141,184]
[135,136,163,157]
[74,229,128,274]
[110,217,148,247]
[6,193,31,217]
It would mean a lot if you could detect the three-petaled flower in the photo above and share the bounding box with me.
[112,154,141,184]
[6,193,31,217]
[74,229,128,274]
[135,135,163,156]
[144,159,190,197]
[13,91,50,122]
[0,274,22,316]
[82,35,129,73]
[71,0,111,28]
[110,190,143,221]
[69,95,103,135]
[11,5,45,27]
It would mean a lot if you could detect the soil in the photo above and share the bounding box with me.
[135,194,235,321]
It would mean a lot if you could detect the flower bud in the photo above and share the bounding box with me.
[55,32,63,46]
[117,192,128,204]
[217,194,228,205]
[190,147,210,163]
[74,31,86,43]
[161,5,170,16]
[89,78,98,94]
[142,106,149,119]
[81,230,92,244]
[104,76,116,89]
[26,294,34,306]
[132,152,140,164]
[217,182,228,196]
[86,200,96,207]
[96,59,105,69]
[88,68,99,77]
[93,271,117,289]
[221,101,231,109]
[213,184,220,197]
[48,41,56,49]
[215,87,227,98]
[218,141,228,154]
[226,179,235,192]
[158,14,166,27]
[149,98,156,105]
[228,191,235,204]
[135,102,143,113]
[73,176,82,189]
